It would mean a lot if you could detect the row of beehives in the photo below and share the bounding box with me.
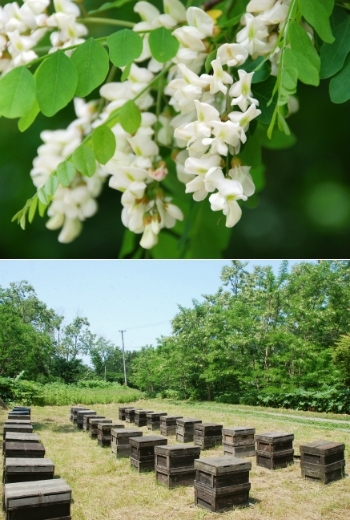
[2,406,72,520]
[71,405,346,513]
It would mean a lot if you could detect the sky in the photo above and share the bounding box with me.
[0,260,312,356]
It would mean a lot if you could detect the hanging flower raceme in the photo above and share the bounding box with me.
[4,0,329,256]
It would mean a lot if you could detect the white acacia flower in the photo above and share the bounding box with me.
[217,43,249,67]
[237,13,269,58]
[194,99,220,125]
[229,69,259,112]
[173,26,207,52]
[203,121,241,156]
[134,1,160,24]
[228,103,261,142]
[185,166,225,201]
[163,0,186,23]
[186,6,214,37]
[228,163,255,197]
[55,217,82,243]
[258,1,289,26]
[246,0,276,13]
[209,179,246,227]
[108,166,148,192]
[140,222,159,249]
[157,198,184,228]
[202,57,233,95]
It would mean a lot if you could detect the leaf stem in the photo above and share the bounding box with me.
[77,17,134,28]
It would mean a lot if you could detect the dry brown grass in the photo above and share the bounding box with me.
[1,399,349,520]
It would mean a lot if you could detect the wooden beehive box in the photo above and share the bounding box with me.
[4,442,45,459]
[118,406,135,421]
[12,407,31,417]
[111,428,142,458]
[129,435,167,472]
[3,434,40,455]
[194,423,223,450]
[255,431,294,469]
[3,478,72,520]
[146,412,167,431]
[194,456,251,513]
[4,424,33,436]
[300,440,346,484]
[125,408,139,423]
[89,418,111,439]
[222,427,256,457]
[4,420,31,426]
[70,407,89,423]
[160,415,183,436]
[83,414,102,432]
[134,410,154,427]
[97,423,124,447]
[176,418,202,443]
[76,409,96,429]
[4,458,55,484]
[155,444,201,488]
[7,415,29,421]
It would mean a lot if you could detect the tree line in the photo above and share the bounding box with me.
[1,261,350,412]
[0,281,137,384]
[130,261,350,410]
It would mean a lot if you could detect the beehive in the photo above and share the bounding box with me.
[176,418,202,443]
[97,423,124,447]
[155,444,201,488]
[255,431,294,470]
[222,427,255,457]
[83,414,103,432]
[300,440,345,484]
[194,456,251,512]
[134,410,154,427]
[129,435,167,472]
[3,478,72,520]
[89,418,111,439]
[146,412,167,431]
[194,423,223,450]
[111,428,142,458]
[76,409,96,430]
[4,458,54,484]
[4,442,45,459]
[160,415,183,436]
[3,433,40,455]
[118,406,135,421]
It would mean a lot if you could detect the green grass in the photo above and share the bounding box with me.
[1,399,349,519]
[39,383,143,406]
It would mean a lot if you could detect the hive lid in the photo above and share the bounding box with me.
[300,440,345,454]
[223,426,255,435]
[4,478,71,509]
[255,431,294,442]
[5,457,54,468]
[194,456,252,474]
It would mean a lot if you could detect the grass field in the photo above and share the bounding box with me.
[1,399,349,520]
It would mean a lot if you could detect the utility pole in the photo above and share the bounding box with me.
[119,330,127,386]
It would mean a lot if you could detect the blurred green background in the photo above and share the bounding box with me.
[1,0,350,258]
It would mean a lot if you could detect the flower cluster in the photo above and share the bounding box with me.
[97,64,183,250]
[30,99,106,243]
[0,0,49,73]
[46,0,87,51]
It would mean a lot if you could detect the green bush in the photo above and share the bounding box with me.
[255,387,350,413]
[0,377,44,405]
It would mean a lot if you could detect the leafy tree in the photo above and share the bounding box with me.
[334,334,350,386]
[89,336,125,382]
[57,316,94,361]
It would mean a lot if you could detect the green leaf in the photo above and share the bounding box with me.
[37,188,51,206]
[151,231,181,259]
[257,123,297,150]
[0,66,36,118]
[72,144,96,177]
[88,0,136,15]
[71,38,109,97]
[298,0,335,43]
[323,0,335,16]
[36,50,78,116]
[218,13,242,28]
[238,131,262,169]
[91,125,116,164]
[28,197,38,224]
[121,61,132,81]
[205,50,217,73]
[284,48,319,86]
[118,228,138,258]
[57,161,76,186]
[107,29,143,67]
[252,76,277,125]
[118,100,141,134]
[281,66,298,91]
[18,99,40,132]
[43,174,59,196]
[289,22,320,71]
[237,56,271,83]
[329,53,350,103]
[320,14,350,79]
[38,198,47,217]
[148,27,180,63]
